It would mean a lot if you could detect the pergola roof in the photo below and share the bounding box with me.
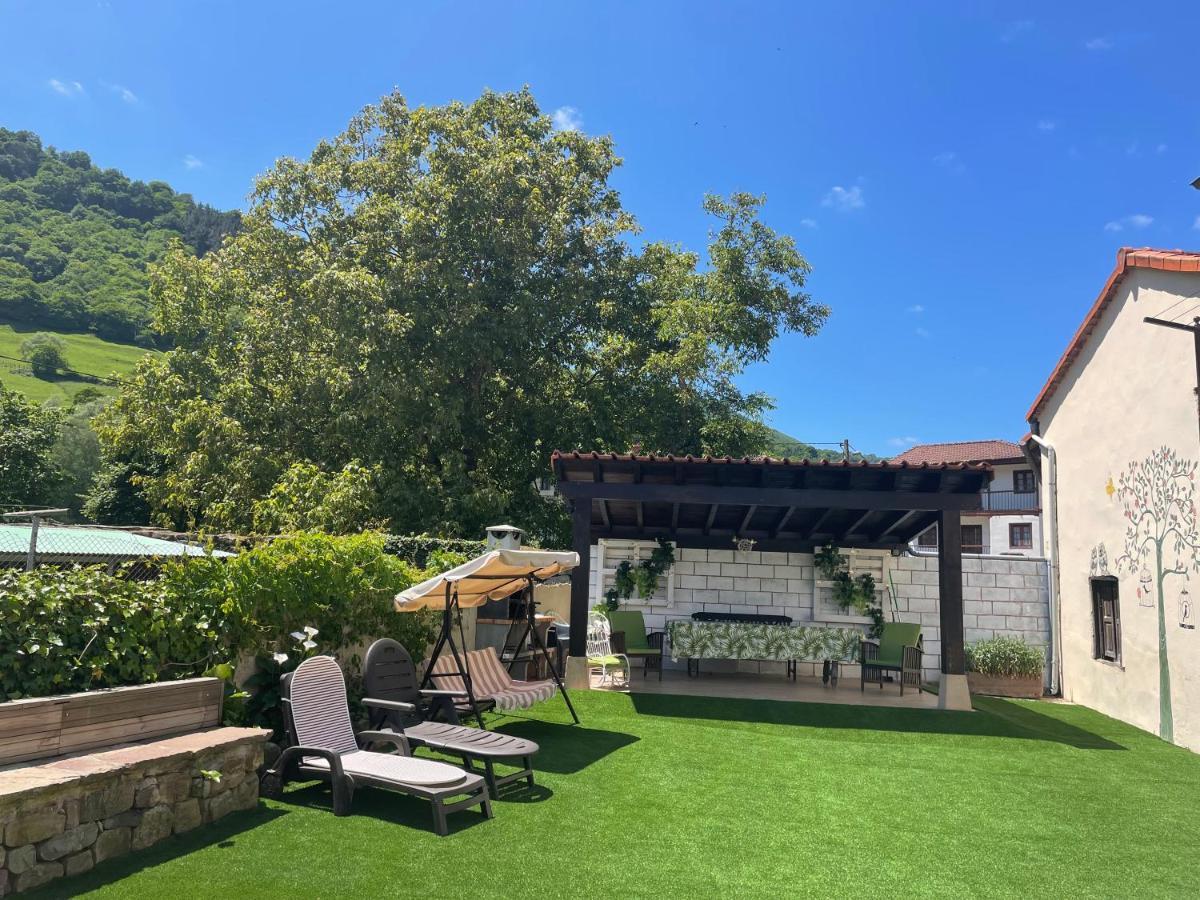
[551,451,993,551]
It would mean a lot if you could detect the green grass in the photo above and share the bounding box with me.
[36,691,1200,899]
[0,324,150,403]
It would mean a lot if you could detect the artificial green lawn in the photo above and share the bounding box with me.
[36,690,1200,899]
[0,324,150,403]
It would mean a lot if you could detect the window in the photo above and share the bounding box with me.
[1009,522,1033,549]
[916,525,938,548]
[1013,469,1036,493]
[961,524,984,554]
[1091,578,1121,662]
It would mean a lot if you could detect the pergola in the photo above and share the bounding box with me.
[550,451,994,709]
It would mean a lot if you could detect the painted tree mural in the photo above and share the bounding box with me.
[1114,446,1200,742]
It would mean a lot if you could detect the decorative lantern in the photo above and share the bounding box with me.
[1180,585,1195,630]
[733,536,756,554]
[1138,568,1154,607]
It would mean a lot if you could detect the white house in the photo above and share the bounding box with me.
[1027,247,1200,752]
[892,441,1042,558]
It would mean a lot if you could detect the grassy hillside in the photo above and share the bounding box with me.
[762,426,882,462]
[0,324,149,403]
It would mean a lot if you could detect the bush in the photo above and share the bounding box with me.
[384,534,487,568]
[0,532,440,707]
[966,636,1045,679]
[0,566,223,700]
[20,331,67,378]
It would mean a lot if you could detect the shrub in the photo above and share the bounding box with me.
[966,636,1045,679]
[0,532,440,707]
[384,533,487,568]
[0,565,224,700]
[20,331,67,378]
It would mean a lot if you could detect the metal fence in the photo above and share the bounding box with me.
[0,509,223,580]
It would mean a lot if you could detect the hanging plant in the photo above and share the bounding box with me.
[604,539,676,609]
[814,543,844,580]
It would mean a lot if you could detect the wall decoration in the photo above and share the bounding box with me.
[1090,543,1110,577]
[1180,586,1195,630]
[1114,446,1200,743]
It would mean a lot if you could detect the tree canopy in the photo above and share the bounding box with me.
[93,89,827,542]
[0,128,240,344]
[0,384,64,505]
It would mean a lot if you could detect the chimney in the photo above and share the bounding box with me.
[485,524,524,551]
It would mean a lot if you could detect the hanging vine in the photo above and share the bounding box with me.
[602,538,676,611]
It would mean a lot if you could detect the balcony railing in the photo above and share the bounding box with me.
[977,489,1039,512]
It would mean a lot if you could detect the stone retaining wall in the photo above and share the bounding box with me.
[0,727,269,895]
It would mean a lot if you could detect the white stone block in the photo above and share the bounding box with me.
[680,548,708,562]
[679,575,708,589]
[965,627,995,642]
[898,556,927,571]
[672,561,695,576]
[1005,615,1040,632]
[703,603,731,614]
[912,571,939,585]
[991,601,1022,616]
[746,564,775,578]
[787,552,813,565]
[760,552,789,565]
[981,587,1013,603]
[995,574,1025,589]
[721,563,748,578]
[734,551,762,564]
[760,578,788,593]
[673,589,693,605]
[693,589,720,604]
[746,592,772,605]
[961,586,982,601]
[908,597,937,613]
[1010,560,1042,575]
[695,562,722,576]
[966,572,996,587]
[888,569,911,584]
[960,557,983,573]
[719,590,748,605]
[1023,575,1045,588]
[978,614,1007,629]
[707,576,734,590]
[964,599,991,616]
[961,614,978,628]
[733,577,761,592]
[786,579,809,594]
[708,549,734,562]
[981,558,1011,574]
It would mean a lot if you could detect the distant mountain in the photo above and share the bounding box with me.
[761,427,883,462]
[0,128,240,345]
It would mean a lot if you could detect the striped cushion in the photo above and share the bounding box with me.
[289,656,359,755]
[427,647,557,711]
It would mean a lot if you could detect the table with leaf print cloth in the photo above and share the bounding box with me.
[667,620,863,682]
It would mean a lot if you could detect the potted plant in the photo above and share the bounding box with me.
[965,636,1045,699]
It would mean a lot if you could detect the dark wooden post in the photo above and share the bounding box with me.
[938,508,965,675]
[568,499,591,657]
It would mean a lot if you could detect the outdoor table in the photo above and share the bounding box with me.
[667,620,863,683]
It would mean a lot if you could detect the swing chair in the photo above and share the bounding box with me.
[395,548,581,725]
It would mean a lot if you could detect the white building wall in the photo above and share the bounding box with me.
[590,542,1050,684]
[1036,266,1200,752]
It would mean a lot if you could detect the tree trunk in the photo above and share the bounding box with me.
[1155,543,1174,743]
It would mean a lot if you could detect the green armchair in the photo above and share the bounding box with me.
[860,622,923,695]
[606,610,664,680]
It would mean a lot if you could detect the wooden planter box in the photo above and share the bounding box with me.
[968,672,1043,699]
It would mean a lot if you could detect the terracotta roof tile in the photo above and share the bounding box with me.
[1027,247,1200,421]
[549,450,991,471]
[889,440,1024,465]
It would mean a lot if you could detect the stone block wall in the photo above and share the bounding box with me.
[592,542,1051,682]
[0,728,268,896]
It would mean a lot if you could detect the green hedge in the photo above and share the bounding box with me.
[966,636,1045,679]
[383,534,487,568]
[0,531,440,704]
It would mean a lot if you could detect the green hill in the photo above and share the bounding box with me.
[0,324,149,403]
[762,426,882,462]
[0,127,239,344]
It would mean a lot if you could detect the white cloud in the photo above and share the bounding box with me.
[1000,20,1034,43]
[888,435,920,448]
[105,82,138,104]
[914,327,931,339]
[182,154,204,170]
[1104,214,1154,233]
[906,304,925,314]
[798,218,818,229]
[1036,119,1057,132]
[1084,36,1114,51]
[48,78,84,98]
[933,151,966,175]
[821,184,865,212]
[551,106,582,132]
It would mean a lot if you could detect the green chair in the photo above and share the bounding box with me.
[860,622,923,695]
[606,610,664,681]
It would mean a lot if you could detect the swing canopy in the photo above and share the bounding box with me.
[394,548,579,611]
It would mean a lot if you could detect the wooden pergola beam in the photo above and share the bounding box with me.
[556,481,982,511]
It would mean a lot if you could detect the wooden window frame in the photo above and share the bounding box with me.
[1012,469,1036,493]
[961,524,984,554]
[1090,577,1121,662]
[1009,522,1033,549]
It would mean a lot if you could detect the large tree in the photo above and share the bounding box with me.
[92,89,827,540]
[0,385,64,505]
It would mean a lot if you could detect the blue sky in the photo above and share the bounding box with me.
[3,1,1198,457]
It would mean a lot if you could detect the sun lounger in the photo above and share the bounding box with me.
[261,655,492,835]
